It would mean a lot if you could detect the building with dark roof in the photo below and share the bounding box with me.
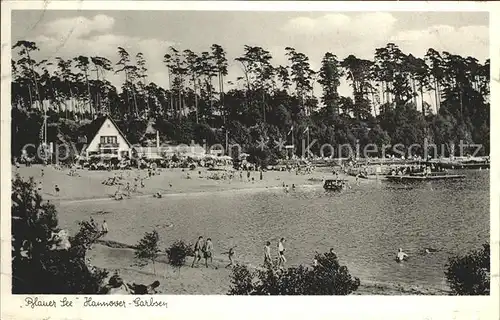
[82,115,131,160]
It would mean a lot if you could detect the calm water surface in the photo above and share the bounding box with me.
[60,170,489,291]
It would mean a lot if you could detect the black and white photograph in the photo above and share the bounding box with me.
[1,2,498,316]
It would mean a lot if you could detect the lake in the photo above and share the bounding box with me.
[59,170,489,292]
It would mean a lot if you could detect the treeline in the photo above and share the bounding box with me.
[11,40,490,160]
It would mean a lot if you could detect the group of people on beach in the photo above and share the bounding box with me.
[190,236,289,271]
[191,236,215,268]
[264,238,287,269]
[110,170,158,200]
[90,217,109,235]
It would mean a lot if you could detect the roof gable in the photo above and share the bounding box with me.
[86,115,131,147]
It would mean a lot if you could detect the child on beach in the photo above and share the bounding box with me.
[203,238,214,268]
[264,241,272,268]
[90,218,98,231]
[223,246,236,268]
[101,220,109,234]
[191,236,204,267]
[126,182,131,197]
[277,238,286,268]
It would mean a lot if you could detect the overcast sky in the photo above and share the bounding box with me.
[12,10,489,97]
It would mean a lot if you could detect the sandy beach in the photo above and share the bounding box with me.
[13,164,451,295]
[88,243,449,295]
[14,164,368,203]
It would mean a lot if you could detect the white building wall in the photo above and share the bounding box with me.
[86,118,130,159]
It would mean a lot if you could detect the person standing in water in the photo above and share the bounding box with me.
[277,238,286,268]
[204,238,214,268]
[223,246,236,268]
[264,241,272,268]
[101,220,109,234]
[191,236,204,267]
[90,218,98,231]
[396,248,408,262]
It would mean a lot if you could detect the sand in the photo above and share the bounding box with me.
[14,164,366,202]
[88,243,449,295]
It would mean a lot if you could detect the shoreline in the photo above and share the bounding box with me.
[89,242,451,296]
[14,164,372,204]
[58,183,330,205]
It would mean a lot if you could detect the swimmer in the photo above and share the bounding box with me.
[396,248,409,262]
[423,247,439,254]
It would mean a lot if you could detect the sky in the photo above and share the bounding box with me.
[11,10,489,99]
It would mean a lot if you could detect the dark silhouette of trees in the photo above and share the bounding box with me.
[11,41,490,159]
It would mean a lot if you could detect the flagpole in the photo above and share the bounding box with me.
[307,128,310,159]
[44,104,47,146]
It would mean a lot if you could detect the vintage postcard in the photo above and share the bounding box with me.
[1,1,498,320]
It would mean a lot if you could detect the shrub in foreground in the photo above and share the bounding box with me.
[166,240,193,269]
[445,243,490,295]
[228,251,360,295]
[11,174,108,294]
[134,230,161,275]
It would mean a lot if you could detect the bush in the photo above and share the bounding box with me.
[70,220,103,250]
[228,251,360,295]
[445,243,490,295]
[11,174,108,294]
[134,230,161,275]
[166,240,193,268]
[228,264,256,295]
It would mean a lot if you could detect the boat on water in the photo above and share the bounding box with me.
[348,172,369,179]
[323,179,348,191]
[433,161,489,170]
[426,156,490,170]
[385,173,466,182]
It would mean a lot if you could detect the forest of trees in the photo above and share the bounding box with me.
[11,40,490,162]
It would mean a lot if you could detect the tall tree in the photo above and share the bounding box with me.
[342,55,373,120]
[211,44,229,125]
[74,56,94,117]
[425,48,444,113]
[285,47,314,116]
[91,56,113,115]
[12,41,42,109]
[115,47,138,117]
[318,52,342,116]
[135,52,150,117]
[184,49,201,123]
